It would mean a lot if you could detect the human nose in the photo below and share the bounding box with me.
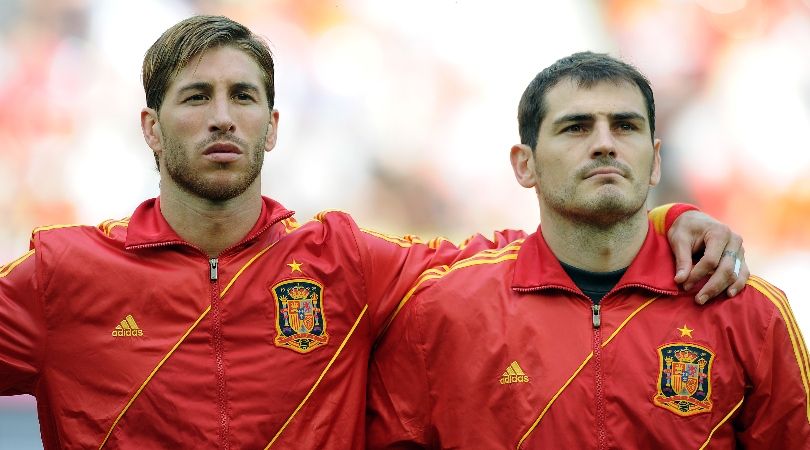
[589,121,616,158]
[209,97,236,133]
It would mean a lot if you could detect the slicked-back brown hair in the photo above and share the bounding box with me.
[518,51,655,151]
[142,15,275,113]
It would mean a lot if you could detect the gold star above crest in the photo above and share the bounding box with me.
[677,324,694,338]
[287,259,303,273]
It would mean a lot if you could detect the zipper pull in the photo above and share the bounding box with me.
[592,304,601,328]
[209,258,218,281]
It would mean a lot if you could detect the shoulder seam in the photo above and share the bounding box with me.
[360,228,425,248]
[31,224,84,235]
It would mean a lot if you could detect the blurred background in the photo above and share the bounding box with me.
[1,0,808,447]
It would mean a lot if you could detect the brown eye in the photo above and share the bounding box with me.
[234,92,255,102]
[185,94,207,103]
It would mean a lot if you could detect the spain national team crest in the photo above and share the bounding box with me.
[271,278,329,353]
[653,343,714,416]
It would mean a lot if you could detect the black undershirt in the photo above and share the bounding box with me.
[559,261,627,305]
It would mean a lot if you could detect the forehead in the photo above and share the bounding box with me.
[543,78,647,123]
[168,45,266,92]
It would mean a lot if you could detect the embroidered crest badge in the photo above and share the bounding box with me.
[653,343,714,416]
[271,278,329,353]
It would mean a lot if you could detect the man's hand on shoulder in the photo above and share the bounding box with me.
[668,210,749,304]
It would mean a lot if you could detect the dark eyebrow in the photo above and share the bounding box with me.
[552,112,647,128]
[552,113,594,127]
[610,112,646,123]
[231,82,261,94]
[177,82,212,94]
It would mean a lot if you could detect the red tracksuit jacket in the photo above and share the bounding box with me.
[0,196,525,449]
[368,223,810,449]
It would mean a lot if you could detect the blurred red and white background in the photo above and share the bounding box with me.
[1,0,808,447]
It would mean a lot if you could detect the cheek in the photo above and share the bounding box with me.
[172,115,202,136]
[162,109,206,136]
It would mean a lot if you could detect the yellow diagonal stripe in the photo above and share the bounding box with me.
[100,240,283,449]
[699,397,744,449]
[99,305,212,449]
[517,296,659,448]
[125,315,139,329]
[265,305,369,448]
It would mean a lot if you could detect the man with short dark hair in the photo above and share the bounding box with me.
[0,16,748,449]
[367,52,809,449]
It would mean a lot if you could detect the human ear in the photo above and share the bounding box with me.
[649,138,662,187]
[510,144,538,188]
[141,108,163,154]
[265,110,280,152]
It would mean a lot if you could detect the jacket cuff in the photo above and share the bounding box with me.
[649,203,700,235]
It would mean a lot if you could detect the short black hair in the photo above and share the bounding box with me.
[517,51,655,150]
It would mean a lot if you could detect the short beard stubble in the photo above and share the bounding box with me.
[161,128,267,202]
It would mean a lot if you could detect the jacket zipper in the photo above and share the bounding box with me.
[125,212,296,449]
[516,283,670,449]
[516,285,607,447]
[592,302,607,450]
[209,257,230,450]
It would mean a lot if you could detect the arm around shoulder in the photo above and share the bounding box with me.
[0,249,46,396]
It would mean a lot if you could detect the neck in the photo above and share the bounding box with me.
[539,206,649,272]
[159,181,263,257]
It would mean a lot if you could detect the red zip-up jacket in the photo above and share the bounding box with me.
[0,196,526,449]
[368,222,810,449]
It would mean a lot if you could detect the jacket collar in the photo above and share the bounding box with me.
[124,196,294,251]
[512,221,680,296]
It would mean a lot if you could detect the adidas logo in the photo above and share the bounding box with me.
[112,314,144,337]
[500,361,530,384]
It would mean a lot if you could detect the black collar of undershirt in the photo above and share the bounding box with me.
[559,261,627,305]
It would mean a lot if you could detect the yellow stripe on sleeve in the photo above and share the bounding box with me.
[99,219,130,237]
[314,209,349,222]
[648,203,674,236]
[31,224,83,234]
[377,242,524,339]
[360,228,426,247]
[0,250,35,278]
[746,276,810,424]
[281,218,301,233]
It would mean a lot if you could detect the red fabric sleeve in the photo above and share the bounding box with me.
[367,290,432,449]
[0,250,45,396]
[647,203,700,236]
[734,285,810,448]
[663,203,700,234]
[354,228,525,337]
